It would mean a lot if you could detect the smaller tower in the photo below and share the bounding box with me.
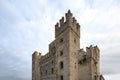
[32,51,42,80]
[86,45,100,80]
[78,45,100,80]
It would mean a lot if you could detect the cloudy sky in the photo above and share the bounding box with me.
[0,0,120,80]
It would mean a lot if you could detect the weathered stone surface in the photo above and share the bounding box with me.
[32,10,105,80]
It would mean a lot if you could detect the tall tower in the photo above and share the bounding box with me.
[55,10,80,80]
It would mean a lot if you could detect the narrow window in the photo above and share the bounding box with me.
[75,62,76,69]
[46,70,47,75]
[41,72,42,75]
[51,68,54,74]
[52,60,54,64]
[60,51,63,56]
[60,61,63,69]
[94,75,97,80]
[60,75,63,80]
[74,38,76,43]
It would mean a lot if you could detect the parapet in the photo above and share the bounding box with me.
[79,45,100,60]
[86,45,100,56]
[78,45,100,65]
[55,10,80,38]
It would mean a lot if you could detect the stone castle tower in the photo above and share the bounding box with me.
[32,10,105,80]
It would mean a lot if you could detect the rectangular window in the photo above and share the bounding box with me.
[41,72,42,75]
[51,68,54,74]
[60,51,63,56]
[60,75,63,80]
[94,75,97,80]
[46,70,47,75]
[52,60,54,64]
[60,61,63,69]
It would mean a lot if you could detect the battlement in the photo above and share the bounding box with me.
[55,10,80,38]
[79,45,100,64]
[79,45,100,54]
[86,45,100,58]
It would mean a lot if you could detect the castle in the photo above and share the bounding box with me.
[32,10,105,80]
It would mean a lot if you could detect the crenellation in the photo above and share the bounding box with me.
[60,17,64,27]
[55,22,59,28]
[72,17,76,22]
[76,23,80,31]
[55,10,80,38]
[55,23,68,38]
[72,17,77,27]
[86,45,94,56]
[85,45,99,59]
[94,45,100,53]
[55,22,59,36]
[65,10,73,23]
